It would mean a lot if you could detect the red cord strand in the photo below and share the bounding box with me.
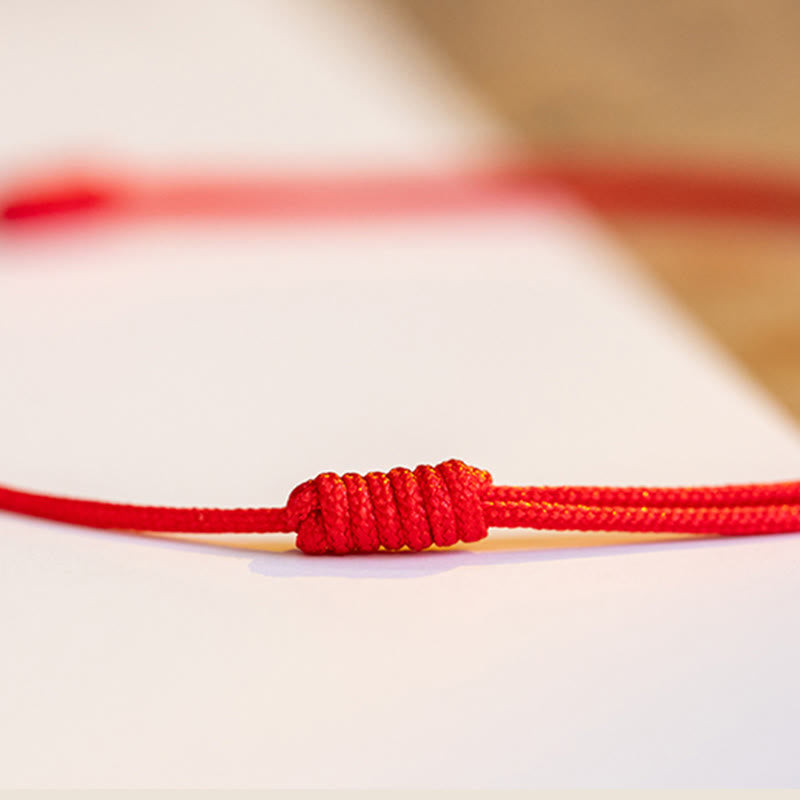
[4,162,800,226]
[0,484,290,533]
[486,480,800,508]
[3,161,800,553]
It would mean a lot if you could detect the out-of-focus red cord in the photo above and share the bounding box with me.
[2,161,800,554]
[4,162,800,226]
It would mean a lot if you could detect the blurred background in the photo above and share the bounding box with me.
[394,0,800,420]
[4,1,800,420]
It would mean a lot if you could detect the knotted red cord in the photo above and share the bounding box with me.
[2,460,800,554]
[2,161,800,553]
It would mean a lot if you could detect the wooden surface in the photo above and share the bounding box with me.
[394,0,800,421]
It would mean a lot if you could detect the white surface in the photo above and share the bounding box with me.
[1,0,800,789]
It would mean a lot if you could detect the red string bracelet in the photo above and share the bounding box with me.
[3,161,800,555]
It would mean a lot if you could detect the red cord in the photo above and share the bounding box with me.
[2,461,799,554]
[3,161,800,553]
[4,162,800,226]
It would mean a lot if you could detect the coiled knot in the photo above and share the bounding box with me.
[285,459,492,554]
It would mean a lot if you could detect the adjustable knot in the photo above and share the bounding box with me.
[285,459,492,554]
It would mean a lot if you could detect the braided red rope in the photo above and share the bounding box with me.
[3,161,800,554]
[2,460,799,554]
